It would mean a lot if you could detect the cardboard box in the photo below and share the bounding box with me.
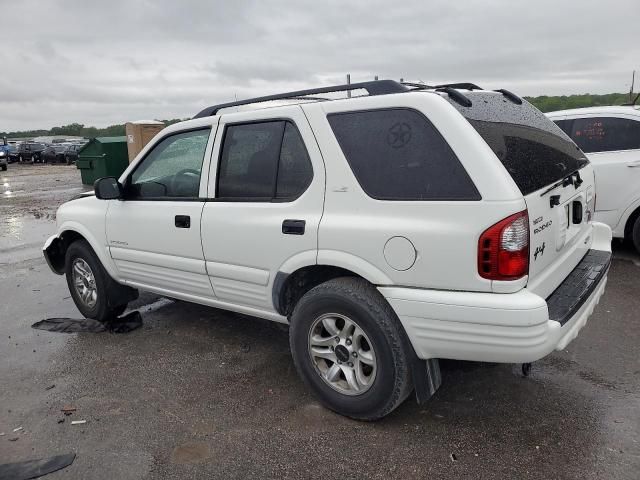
[125,120,165,162]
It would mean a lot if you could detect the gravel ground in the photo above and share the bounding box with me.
[0,163,638,479]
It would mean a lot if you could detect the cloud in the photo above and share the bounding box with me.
[0,0,638,131]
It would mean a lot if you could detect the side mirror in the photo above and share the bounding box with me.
[94,177,123,200]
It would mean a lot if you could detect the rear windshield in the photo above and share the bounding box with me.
[447,92,588,195]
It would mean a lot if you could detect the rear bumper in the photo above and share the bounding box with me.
[379,225,612,364]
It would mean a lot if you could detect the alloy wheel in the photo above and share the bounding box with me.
[72,258,98,308]
[307,313,377,396]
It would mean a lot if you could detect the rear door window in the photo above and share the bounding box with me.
[327,108,480,200]
[569,117,640,153]
[448,92,589,196]
[217,120,313,200]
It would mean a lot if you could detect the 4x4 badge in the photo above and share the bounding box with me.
[534,242,546,261]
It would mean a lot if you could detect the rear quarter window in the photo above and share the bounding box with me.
[327,108,480,201]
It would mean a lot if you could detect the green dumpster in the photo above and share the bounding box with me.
[76,136,129,185]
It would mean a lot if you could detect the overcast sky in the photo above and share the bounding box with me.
[1,0,638,131]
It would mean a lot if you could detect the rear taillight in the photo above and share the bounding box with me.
[478,211,529,280]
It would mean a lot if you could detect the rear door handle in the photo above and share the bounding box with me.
[282,219,305,235]
[627,160,640,168]
[175,215,191,228]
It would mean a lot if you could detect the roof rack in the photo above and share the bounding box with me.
[193,80,409,118]
[403,81,524,106]
[436,87,473,107]
[435,82,483,90]
[494,88,523,105]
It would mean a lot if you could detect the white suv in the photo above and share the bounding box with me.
[547,106,640,251]
[44,81,612,420]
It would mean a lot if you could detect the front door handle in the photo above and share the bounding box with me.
[627,160,640,168]
[175,215,191,228]
[282,219,305,235]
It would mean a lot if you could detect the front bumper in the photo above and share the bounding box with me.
[43,235,65,275]
[380,222,612,364]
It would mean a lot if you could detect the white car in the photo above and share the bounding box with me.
[547,106,640,251]
[43,81,612,420]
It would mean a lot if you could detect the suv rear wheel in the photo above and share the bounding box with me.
[289,277,413,420]
[65,240,130,322]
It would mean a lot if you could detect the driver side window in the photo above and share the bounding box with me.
[128,128,211,199]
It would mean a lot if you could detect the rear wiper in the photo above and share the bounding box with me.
[540,169,583,198]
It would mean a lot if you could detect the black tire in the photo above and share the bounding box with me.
[632,216,640,254]
[289,277,413,420]
[1,165,6,171]
[65,240,130,322]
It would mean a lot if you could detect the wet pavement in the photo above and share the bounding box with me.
[0,163,639,479]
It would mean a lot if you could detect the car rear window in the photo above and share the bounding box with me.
[447,92,589,196]
[327,108,480,201]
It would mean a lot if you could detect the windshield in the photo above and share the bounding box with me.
[446,91,588,195]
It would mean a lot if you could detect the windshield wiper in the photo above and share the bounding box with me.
[540,169,583,198]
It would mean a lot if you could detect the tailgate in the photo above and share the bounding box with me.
[524,164,596,297]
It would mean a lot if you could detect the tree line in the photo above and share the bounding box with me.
[1,119,185,139]
[1,92,637,138]
[524,92,633,112]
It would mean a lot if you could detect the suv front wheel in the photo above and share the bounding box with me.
[289,277,413,420]
[65,240,129,321]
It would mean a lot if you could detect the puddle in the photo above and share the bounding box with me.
[0,215,56,270]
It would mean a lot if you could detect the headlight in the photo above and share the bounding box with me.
[0,151,6,157]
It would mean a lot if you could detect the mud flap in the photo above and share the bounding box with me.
[413,357,442,404]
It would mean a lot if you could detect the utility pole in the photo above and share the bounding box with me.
[347,74,351,98]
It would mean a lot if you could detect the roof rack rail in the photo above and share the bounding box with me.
[400,81,476,106]
[193,80,409,118]
[401,81,435,89]
[494,89,523,105]
[436,87,473,107]
[435,82,483,90]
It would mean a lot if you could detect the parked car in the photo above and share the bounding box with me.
[0,140,9,170]
[64,144,82,165]
[16,142,46,163]
[8,144,20,163]
[547,106,640,252]
[43,80,612,420]
[41,144,69,164]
